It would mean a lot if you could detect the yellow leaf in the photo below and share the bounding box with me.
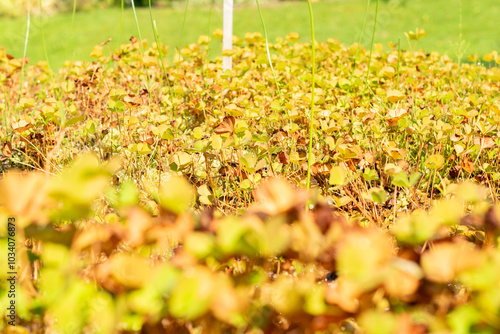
[384,163,403,175]
[110,253,152,288]
[222,49,235,57]
[424,154,445,170]
[386,89,405,103]
[142,55,158,67]
[212,28,223,39]
[18,97,36,109]
[224,103,243,116]
[329,165,348,185]
[379,66,396,78]
[171,152,192,168]
[212,134,222,150]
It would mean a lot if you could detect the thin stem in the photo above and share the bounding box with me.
[305,0,316,195]
[350,0,371,81]
[173,0,190,100]
[149,0,174,116]
[207,7,212,63]
[117,0,124,48]
[396,37,401,88]
[130,0,151,98]
[39,0,51,71]
[118,0,125,45]
[179,0,190,57]
[255,0,283,103]
[66,0,77,57]
[19,2,30,109]
[363,0,379,95]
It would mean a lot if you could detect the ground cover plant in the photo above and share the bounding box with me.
[1,9,500,334]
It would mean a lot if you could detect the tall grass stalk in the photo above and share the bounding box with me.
[148,0,175,116]
[39,0,51,71]
[18,2,31,110]
[457,0,463,69]
[255,0,283,103]
[66,0,77,57]
[350,0,371,81]
[201,7,213,132]
[173,0,190,98]
[201,7,212,87]
[130,0,151,97]
[1,85,9,136]
[117,0,125,46]
[207,8,212,64]
[396,37,401,88]
[179,0,190,56]
[305,0,316,194]
[363,0,379,95]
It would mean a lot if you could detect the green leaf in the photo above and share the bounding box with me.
[392,172,410,188]
[240,179,253,191]
[118,180,138,208]
[448,305,481,334]
[65,115,84,127]
[217,217,258,256]
[136,143,152,155]
[148,176,195,214]
[110,89,127,101]
[392,172,420,188]
[221,69,233,79]
[408,172,421,187]
[362,168,379,181]
[169,268,214,320]
[359,310,397,334]
[424,154,445,170]
[304,285,327,316]
[153,124,174,140]
[184,232,217,259]
[192,126,203,140]
[49,154,118,220]
[18,97,36,109]
[85,120,96,134]
[369,187,386,203]
[239,153,258,173]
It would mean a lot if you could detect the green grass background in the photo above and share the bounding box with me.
[1,0,499,69]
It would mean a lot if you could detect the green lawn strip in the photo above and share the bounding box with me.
[1,0,500,68]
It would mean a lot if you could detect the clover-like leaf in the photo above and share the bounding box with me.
[424,154,445,170]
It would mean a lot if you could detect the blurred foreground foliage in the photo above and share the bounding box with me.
[0,162,499,333]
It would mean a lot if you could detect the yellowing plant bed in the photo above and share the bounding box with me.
[0,32,500,333]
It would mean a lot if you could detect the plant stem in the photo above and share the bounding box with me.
[305,0,316,195]
[396,37,401,88]
[130,0,152,100]
[39,0,51,71]
[350,0,371,81]
[19,2,30,109]
[149,0,174,116]
[255,0,283,103]
[66,0,77,58]
[118,0,124,45]
[363,0,379,95]
[174,0,190,94]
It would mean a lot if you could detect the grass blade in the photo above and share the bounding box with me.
[130,0,151,98]
[305,0,316,195]
[363,0,379,95]
[39,0,51,71]
[255,0,283,103]
[350,0,371,81]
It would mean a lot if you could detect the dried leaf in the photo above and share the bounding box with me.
[214,116,236,134]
